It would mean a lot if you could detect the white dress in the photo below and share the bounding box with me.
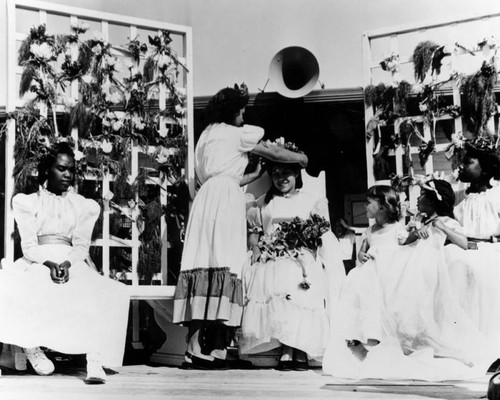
[173,123,264,326]
[323,219,490,381]
[445,184,500,356]
[239,191,345,359]
[0,189,130,367]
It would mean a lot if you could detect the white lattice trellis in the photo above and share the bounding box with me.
[363,9,500,197]
[4,0,195,346]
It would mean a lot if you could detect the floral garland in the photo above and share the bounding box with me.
[9,23,188,187]
[257,214,330,290]
[2,23,190,280]
[366,36,500,180]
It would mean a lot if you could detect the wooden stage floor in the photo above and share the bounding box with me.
[0,364,492,400]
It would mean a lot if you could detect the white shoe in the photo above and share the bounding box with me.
[24,347,55,376]
[85,355,106,384]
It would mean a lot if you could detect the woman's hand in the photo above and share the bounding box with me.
[254,160,265,177]
[413,227,429,240]
[358,251,374,264]
[298,153,308,168]
[44,261,69,284]
[57,262,70,283]
[250,245,261,264]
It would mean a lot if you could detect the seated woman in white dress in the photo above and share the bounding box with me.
[441,142,500,396]
[323,182,489,381]
[239,159,345,370]
[0,143,130,384]
[445,142,500,351]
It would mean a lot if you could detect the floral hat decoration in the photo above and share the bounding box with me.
[263,137,303,171]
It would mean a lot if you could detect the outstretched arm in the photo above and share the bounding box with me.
[251,142,308,167]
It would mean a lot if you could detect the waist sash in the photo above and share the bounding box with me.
[37,235,72,246]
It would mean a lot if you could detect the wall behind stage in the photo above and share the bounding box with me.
[193,94,367,220]
[1,0,500,104]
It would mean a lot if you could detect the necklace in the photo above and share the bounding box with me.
[282,189,298,198]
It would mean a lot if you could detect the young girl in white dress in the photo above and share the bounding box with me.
[323,182,489,381]
[173,85,309,369]
[0,143,130,384]
[239,161,345,370]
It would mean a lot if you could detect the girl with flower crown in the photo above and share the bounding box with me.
[238,156,345,370]
[323,182,489,381]
[172,85,309,370]
[443,142,500,389]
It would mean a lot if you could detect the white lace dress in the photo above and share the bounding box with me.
[0,189,130,367]
[173,123,264,327]
[323,219,490,381]
[445,184,500,356]
[238,191,345,359]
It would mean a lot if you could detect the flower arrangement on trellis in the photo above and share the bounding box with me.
[364,37,500,181]
[2,22,190,282]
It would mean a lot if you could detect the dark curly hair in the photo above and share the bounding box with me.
[205,86,249,125]
[367,185,401,222]
[421,179,456,218]
[463,144,500,181]
[37,141,75,186]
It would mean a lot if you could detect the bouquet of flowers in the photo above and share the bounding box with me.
[257,214,330,290]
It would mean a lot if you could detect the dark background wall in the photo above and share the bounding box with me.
[193,93,367,221]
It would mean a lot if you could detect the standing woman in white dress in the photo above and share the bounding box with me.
[0,142,130,384]
[173,84,309,369]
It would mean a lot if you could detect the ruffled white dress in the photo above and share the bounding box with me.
[0,189,130,367]
[173,123,264,327]
[445,184,500,356]
[323,219,490,381]
[239,191,345,359]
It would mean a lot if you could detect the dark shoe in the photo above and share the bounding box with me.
[183,352,229,370]
[293,360,309,371]
[84,376,106,385]
[212,358,230,370]
[84,359,106,385]
[225,358,254,369]
[488,371,500,400]
[276,360,294,371]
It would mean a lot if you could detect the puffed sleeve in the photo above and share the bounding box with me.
[247,194,266,233]
[453,201,464,225]
[311,197,331,222]
[443,217,466,235]
[238,125,264,152]
[66,197,100,266]
[12,193,46,264]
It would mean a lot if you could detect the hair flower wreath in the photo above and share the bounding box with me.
[234,82,249,98]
